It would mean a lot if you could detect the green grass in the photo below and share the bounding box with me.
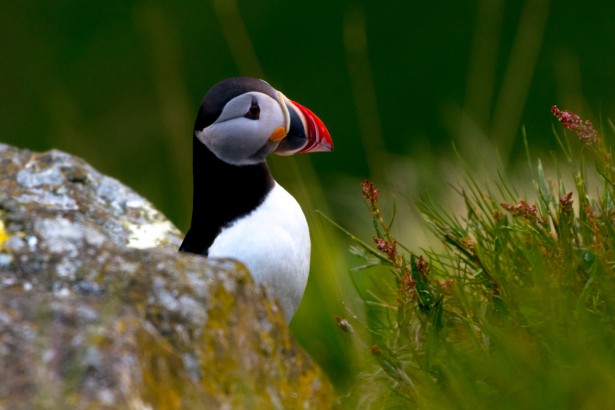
[337,108,615,408]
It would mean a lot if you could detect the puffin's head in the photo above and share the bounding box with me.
[194,77,333,166]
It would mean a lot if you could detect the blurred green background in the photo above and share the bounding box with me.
[2,0,615,393]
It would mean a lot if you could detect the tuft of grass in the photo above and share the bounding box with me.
[338,107,615,408]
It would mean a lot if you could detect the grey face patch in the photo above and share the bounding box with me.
[249,141,278,162]
[197,91,287,166]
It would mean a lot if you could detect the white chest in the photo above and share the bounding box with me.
[207,183,310,322]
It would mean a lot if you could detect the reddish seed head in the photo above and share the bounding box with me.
[374,236,398,265]
[559,192,574,211]
[438,278,454,292]
[416,255,430,276]
[361,179,381,209]
[401,269,416,293]
[551,105,599,145]
[370,344,383,356]
[460,237,476,255]
[501,200,537,217]
[501,200,547,226]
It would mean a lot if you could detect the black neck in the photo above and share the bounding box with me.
[179,137,274,255]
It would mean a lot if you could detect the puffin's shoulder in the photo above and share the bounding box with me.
[208,183,308,255]
[223,182,307,237]
[259,182,307,222]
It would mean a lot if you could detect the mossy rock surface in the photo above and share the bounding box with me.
[0,143,335,409]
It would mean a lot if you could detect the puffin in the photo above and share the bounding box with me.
[179,77,333,322]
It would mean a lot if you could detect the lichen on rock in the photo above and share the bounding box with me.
[0,143,335,409]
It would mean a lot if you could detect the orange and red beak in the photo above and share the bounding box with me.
[274,97,333,156]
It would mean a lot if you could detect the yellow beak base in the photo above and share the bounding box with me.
[269,126,287,142]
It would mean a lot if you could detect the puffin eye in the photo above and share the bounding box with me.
[245,101,260,120]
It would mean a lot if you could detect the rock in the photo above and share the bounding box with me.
[0,143,335,409]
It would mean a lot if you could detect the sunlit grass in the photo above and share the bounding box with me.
[335,108,615,408]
